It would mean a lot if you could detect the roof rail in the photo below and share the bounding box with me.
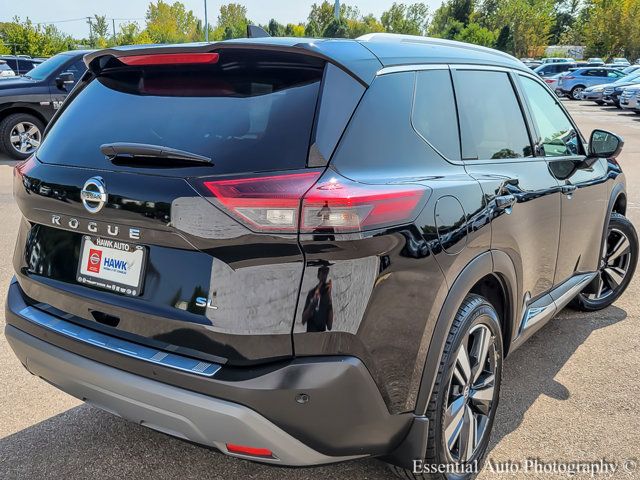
[357,32,518,63]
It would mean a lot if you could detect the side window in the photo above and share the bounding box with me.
[310,63,365,166]
[455,70,532,160]
[520,75,582,157]
[413,69,460,160]
[64,60,86,84]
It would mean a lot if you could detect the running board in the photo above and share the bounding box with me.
[514,272,596,347]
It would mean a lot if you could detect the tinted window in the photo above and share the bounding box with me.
[520,76,582,157]
[455,70,531,160]
[413,69,460,160]
[332,72,445,181]
[311,63,365,166]
[38,51,324,175]
[26,54,73,80]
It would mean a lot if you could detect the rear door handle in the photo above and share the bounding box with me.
[561,185,577,198]
[494,194,517,214]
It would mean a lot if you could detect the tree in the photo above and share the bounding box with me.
[90,15,110,48]
[381,3,430,36]
[214,3,251,40]
[0,17,74,56]
[322,17,350,37]
[284,23,306,37]
[145,1,200,43]
[347,14,385,38]
[456,22,497,46]
[267,18,285,37]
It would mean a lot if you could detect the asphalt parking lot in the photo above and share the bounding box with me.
[0,101,639,479]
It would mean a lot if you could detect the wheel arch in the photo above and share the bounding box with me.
[0,106,48,127]
[600,183,627,255]
[413,250,519,416]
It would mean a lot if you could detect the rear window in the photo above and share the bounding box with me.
[38,50,325,175]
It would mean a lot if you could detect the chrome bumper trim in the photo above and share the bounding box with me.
[17,304,221,377]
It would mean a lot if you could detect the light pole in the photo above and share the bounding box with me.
[204,0,209,42]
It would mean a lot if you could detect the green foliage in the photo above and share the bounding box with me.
[213,3,250,40]
[381,3,430,35]
[0,17,75,56]
[145,0,200,43]
[322,18,350,38]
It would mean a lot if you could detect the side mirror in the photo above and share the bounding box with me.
[588,129,624,159]
[55,71,75,88]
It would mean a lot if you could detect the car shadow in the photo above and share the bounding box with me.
[487,305,627,451]
[0,306,628,479]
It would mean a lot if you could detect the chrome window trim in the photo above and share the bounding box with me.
[376,64,449,75]
[18,303,222,377]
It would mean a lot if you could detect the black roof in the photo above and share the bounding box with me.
[84,34,526,85]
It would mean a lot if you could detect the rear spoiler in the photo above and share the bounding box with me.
[83,39,382,86]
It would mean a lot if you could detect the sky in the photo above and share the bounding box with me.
[2,0,442,38]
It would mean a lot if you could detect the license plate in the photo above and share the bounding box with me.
[77,236,146,296]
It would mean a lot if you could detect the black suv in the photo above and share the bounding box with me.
[4,35,637,478]
[0,55,43,76]
[0,50,90,160]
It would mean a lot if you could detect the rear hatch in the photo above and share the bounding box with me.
[13,47,350,365]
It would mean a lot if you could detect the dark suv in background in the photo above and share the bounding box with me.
[0,50,90,160]
[4,35,637,479]
[0,55,44,76]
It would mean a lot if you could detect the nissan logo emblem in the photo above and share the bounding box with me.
[81,177,107,213]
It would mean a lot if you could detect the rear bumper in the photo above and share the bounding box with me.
[5,323,355,466]
[4,278,413,462]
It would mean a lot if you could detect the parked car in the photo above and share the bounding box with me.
[541,57,575,63]
[0,50,90,159]
[603,72,640,106]
[580,84,607,104]
[619,85,640,112]
[557,67,626,99]
[612,57,631,67]
[543,72,563,92]
[587,57,604,64]
[533,62,577,77]
[0,56,43,76]
[5,35,637,479]
[619,65,640,76]
[0,60,16,78]
[523,60,542,69]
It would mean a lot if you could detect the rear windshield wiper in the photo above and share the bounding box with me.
[100,142,213,165]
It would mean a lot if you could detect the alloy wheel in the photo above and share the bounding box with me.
[443,323,497,463]
[572,87,584,100]
[588,227,632,301]
[9,121,41,155]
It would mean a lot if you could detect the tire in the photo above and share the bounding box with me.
[389,295,503,480]
[570,86,585,100]
[0,113,44,160]
[571,213,638,311]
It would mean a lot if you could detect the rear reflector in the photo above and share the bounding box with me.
[201,170,429,233]
[119,53,220,66]
[226,443,274,458]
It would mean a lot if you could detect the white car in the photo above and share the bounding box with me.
[620,85,640,111]
[0,61,16,78]
[543,72,564,93]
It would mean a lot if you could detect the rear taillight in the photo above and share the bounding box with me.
[563,75,575,80]
[119,52,220,66]
[201,170,429,234]
[203,172,321,232]
[300,173,428,233]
